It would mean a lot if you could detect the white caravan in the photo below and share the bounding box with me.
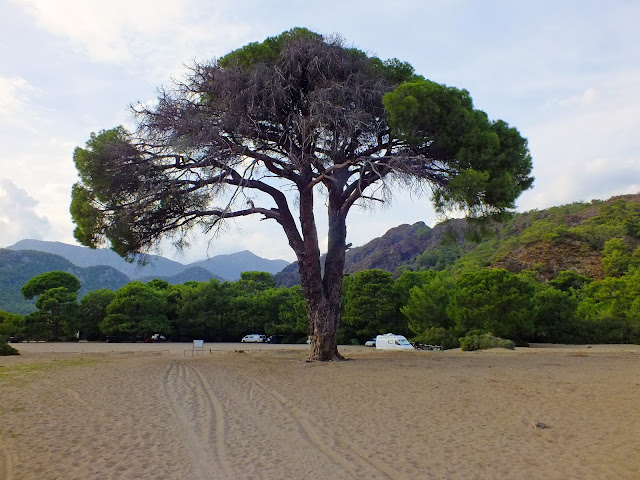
[375,333,414,350]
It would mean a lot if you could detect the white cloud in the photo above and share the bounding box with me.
[0,179,51,246]
[10,0,253,82]
[555,88,598,107]
[0,75,41,130]
[12,0,187,63]
[0,76,29,113]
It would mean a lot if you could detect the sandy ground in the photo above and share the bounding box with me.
[1,342,639,480]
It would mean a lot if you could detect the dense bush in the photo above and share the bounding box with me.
[0,310,24,339]
[0,337,19,355]
[412,327,460,349]
[449,269,535,342]
[459,333,515,351]
[342,269,406,343]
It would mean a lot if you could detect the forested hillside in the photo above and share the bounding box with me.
[0,250,130,314]
[427,194,640,279]
[276,194,640,286]
[137,267,224,284]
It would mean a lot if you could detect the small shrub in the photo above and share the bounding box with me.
[413,327,460,349]
[459,333,515,351]
[0,337,19,356]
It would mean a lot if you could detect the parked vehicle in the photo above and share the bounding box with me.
[151,333,166,342]
[267,335,284,344]
[375,333,414,350]
[364,338,376,347]
[241,334,266,343]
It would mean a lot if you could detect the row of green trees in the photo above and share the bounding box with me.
[341,268,640,348]
[2,251,640,346]
[0,271,307,343]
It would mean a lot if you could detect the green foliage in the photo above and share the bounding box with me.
[459,333,515,351]
[412,327,460,350]
[0,337,19,356]
[101,282,169,337]
[383,80,533,217]
[393,269,437,308]
[21,271,81,299]
[577,276,635,322]
[570,268,640,343]
[176,279,233,340]
[171,275,307,342]
[601,238,632,277]
[411,197,640,281]
[218,27,322,68]
[20,272,81,340]
[564,199,640,250]
[235,271,277,294]
[258,286,308,342]
[548,270,592,292]
[71,126,142,251]
[69,183,105,248]
[341,269,403,342]
[71,126,160,258]
[531,287,578,343]
[585,199,640,239]
[79,289,115,340]
[224,273,286,339]
[146,279,170,290]
[0,311,25,340]
[449,269,535,341]
[415,244,461,270]
[402,271,455,337]
[517,216,572,244]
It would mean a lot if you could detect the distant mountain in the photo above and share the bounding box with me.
[137,266,224,285]
[0,249,129,315]
[7,240,186,279]
[6,240,288,281]
[190,250,289,281]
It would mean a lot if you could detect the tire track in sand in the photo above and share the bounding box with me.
[0,440,14,480]
[231,367,402,480]
[162,361,233,480]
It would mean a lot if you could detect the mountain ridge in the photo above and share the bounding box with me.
[6,240,288,281]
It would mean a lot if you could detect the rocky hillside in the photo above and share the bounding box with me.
[275,220,467,286]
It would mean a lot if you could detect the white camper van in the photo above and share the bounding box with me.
[375,333,414,350]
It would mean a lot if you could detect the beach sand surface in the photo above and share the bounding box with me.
[1,343,638,479]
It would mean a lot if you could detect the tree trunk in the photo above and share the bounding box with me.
[299,196,348,361]
[306,295,343,361]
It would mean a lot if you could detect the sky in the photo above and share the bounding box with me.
[1,0,639,264]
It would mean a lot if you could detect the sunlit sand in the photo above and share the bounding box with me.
[1,343,638,479]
